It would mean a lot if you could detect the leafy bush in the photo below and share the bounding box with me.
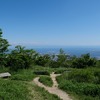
[7,46,36,71]
[72,53,96,68]
[0,29,9,67]
[49,60,60,68]
[35,54,51,67]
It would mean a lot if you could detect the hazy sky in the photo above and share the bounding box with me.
[0,0,100,46]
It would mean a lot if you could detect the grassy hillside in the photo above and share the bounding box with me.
[0,66,61,100]
[0,79,30,100]
[0,65,100,100]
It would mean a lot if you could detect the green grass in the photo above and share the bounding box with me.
[29,83,61,100]
[54,68,68,74]
[56,67,100,100]
[32,65,53,73]
[10,68,36,81]
[0,79,30,100]
[0,67,9,73]
[67,68,100,84]
[10,65,54,81]
[39,76,53,87]
[0,79,61,100]
[32,66,69,74]
[0,66,62,100]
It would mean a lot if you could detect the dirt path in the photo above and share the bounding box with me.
[33,72,72,100]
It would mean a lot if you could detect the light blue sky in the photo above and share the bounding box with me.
[0,0,100,47]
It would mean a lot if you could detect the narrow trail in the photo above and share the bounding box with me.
[33,72,72,100]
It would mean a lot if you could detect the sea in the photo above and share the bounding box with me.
[9,46,100,59]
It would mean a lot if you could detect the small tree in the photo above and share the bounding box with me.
[0,29,9,67]
[57,49,69,67]
[0,29,9,53]
[8,45,37,71]
[35,54,51,67]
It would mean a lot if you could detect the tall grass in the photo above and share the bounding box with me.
[11,68,36,81]
[0,79,30,100]
[66,68,100,84]
[39,76,53,87]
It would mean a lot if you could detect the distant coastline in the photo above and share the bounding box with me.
[9,46,100,59]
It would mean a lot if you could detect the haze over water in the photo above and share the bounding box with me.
[23,46,100,59]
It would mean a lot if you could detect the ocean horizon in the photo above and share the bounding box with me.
[9,45,100,59]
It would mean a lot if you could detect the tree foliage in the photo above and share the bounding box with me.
[72,53,96,68]
[35,54,51,67]
[0,29,98,70]
[0,29,9,67]
[0,29,9,53]
[50,49,70,68]
[7,45,37,71]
